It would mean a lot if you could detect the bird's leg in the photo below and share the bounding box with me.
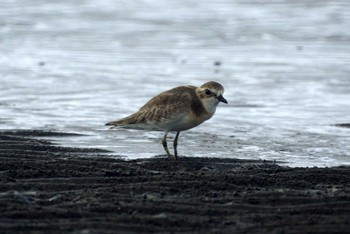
[162,132,173,159]
[173,131,180,159]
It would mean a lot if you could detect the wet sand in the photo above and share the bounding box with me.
[1,130,350,233]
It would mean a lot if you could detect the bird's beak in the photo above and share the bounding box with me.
[217,95,228,104]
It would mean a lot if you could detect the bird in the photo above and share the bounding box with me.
[105,81,227,159]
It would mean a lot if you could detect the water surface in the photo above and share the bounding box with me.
[1,0,350,167]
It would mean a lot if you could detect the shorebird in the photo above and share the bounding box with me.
[106,81,227,159]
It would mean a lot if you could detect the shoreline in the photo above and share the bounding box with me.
[1,130,350,233]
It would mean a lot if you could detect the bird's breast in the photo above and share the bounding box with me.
[165,111,214,131]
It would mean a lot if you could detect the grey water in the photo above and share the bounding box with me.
[1,0,350,167]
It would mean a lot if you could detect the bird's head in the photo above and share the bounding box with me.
[196,81,227,113]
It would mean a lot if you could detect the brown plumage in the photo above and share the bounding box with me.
[106,81,227,159]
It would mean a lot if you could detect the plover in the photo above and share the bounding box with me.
[106,81,227,159]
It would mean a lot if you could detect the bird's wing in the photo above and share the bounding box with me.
[138,86,195,124]
[106,86,199,130]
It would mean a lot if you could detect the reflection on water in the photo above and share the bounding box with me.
[1,0,350,167]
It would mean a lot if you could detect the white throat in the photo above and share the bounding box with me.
[202,98,219,114]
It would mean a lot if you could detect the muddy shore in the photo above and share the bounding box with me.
[1,130,349,233]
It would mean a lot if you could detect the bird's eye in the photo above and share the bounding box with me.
[205,89,212,95]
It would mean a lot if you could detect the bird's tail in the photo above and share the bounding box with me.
[105,117,131,129]
[105,113,145,129]
[105,120,123,129]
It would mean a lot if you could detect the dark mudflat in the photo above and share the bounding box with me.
[1,130,349,233]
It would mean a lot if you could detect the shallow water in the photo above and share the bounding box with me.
[1,0,350,167]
